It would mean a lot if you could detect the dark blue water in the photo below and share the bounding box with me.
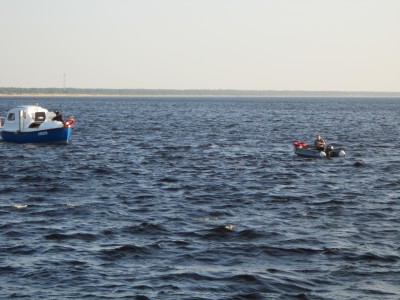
[1,97,399,299]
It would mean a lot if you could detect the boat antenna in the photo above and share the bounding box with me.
[32,96,38,106]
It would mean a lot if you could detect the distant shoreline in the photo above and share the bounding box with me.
[0,88,400,98]
[2,94,400,98]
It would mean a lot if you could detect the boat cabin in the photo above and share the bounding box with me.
[2,105,59,132]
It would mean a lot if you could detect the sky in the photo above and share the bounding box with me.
[1,0,399,92]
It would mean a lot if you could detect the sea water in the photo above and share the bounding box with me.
[0,96,399,299]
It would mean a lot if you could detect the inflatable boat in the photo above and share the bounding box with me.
[293,141,345,158]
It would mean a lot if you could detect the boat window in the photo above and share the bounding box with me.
[34,112,46,122]
[7,113,15,121]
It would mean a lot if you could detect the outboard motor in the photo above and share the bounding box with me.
[326,144,334,157]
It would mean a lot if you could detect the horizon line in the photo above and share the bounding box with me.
[1,87,400,97]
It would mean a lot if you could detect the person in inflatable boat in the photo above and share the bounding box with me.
[314,134,326,151]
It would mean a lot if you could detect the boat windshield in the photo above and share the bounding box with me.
[34,112,46,122]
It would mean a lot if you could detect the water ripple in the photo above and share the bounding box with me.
[0,96,399,299]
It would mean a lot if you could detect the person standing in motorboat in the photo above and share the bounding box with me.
[314,134,326,151]
[52,110,64,122]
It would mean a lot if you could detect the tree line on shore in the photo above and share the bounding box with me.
[0,87,399,97]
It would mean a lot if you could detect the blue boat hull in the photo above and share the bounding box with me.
[1,127,72,144]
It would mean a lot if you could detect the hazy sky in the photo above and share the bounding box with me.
[1,0,399,91]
